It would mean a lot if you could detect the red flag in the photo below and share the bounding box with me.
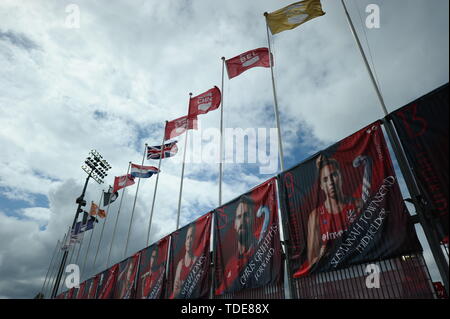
[188,86,221,117]
[164,115,198,141]
[225,47,271,79]
[113,174,135,193]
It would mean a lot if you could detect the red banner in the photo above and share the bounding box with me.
[225,48,271,79]
[390,83,449,242]
[188,86,221,117]
[74,281,86,299]
[136,236,170,299]
[77,276,97,299]
[214,178,282,295]
[87,275,99,299]
[66,287,75,299]
[113,252,141,299]
[164,115,198,141]
[278,122,422,277]
[167,213,212,299]
[96,264,118,299]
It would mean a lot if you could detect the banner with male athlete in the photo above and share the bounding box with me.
[113,252,141,299]
[167,213,212,299]
[96,264,118,299]
[390,83,449,243]
[214,178,282,295]
[278,121,422,277]
[136,236,170,299]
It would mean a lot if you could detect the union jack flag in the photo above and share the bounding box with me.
[147,141,178,160]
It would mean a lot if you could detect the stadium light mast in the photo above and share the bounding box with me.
[50,150,111,299]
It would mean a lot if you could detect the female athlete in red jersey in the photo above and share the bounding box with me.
[295,156,363,277]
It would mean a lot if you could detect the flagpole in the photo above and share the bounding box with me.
[106,162,132,268]
[92,186,114,270]
[124,144,148,258]
[44,237,64,298]
[74,232,85,268]
[147,123,167,246]
[45,243,64,298]
[264,12,285,172]
[40,239,60,298]
[340,0,449,294]
[176,94,192,230]
[219,57,225,206]
[59,242,77,295]
[48,227,69,298]
[81,191,104,279]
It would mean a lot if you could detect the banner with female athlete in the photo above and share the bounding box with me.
[390,83,449,243]
[136,236,170,299]
[214,178,282,295]
[96,264,118,299]
[167,213,212,299]
[278,121,422,277]
[113,252,140,299]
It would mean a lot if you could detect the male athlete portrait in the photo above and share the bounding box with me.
[215,196,257,294]
[138,246,163,299]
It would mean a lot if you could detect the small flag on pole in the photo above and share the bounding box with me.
[164,115,198,141]
[188,86,222,117]
[72,216,97,240]
[70,225,84,244]
[97,208,107,218]
[89,202,98,216]
[113,174,135,193]
[103,190,118,206]
[147,141,178,160]
[89,201,107,218]
[266,0,325,35]
[130,163,160,178]
[225,48,271,79]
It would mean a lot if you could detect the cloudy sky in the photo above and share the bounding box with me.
[0,0,448,298]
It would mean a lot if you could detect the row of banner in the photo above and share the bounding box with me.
[55,82,448,298]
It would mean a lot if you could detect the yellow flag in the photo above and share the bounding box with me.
[266,0,325,35]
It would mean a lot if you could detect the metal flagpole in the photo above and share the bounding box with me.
[74,231,85,268]
[47,227,70,298]
[106,162,132,268]
[340,0,449,294]
[59,241,77,295]
[147,123,167,246]
[264,13,285,172]
[176,94,192,230]
[92,186,114,269]
[124,144,148,258]
[44,238,64,298]
[81,192,104,278]
[40,239,60,298]
[219,57,225,206]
